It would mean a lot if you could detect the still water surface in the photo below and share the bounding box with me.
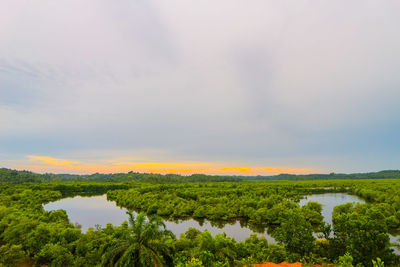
[43,193,369,242]
[299,193,365,225]
[299,193,399,251]
[44,195,272,242]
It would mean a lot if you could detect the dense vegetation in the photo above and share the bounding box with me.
[0,183,289,266]
[1,169,400,266]
[246,170,400,181]
[3,168,400,184]
[0,168,241,184]
[107,182,332,225]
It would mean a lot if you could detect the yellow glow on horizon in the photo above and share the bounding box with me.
[220,167,253,174]
[20,155,315,176]
[113,162,211,168]
[28,155,80,166]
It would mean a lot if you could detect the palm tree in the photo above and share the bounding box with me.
[101,211,174,267]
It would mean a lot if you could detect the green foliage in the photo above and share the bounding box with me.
[247,170,400,181]
[36,243,74,267]
[372,258,384,267]
[273,209,315,256]
[173,228,286,266]
[331,203,393,266]
[101,211,174,267]
[0,168,56,183]
[338,252,354,267]
[0,244,26,266]
[1,178,400,266]
[0,168,242,184]
[5,167,400,185]
[176,257,204,267]
[107,182,326,226]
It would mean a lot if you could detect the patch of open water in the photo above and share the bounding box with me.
[44,192,398,249]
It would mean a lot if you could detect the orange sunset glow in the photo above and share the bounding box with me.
[21,155,314,176]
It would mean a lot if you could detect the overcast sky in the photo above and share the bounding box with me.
[1,0,400,175]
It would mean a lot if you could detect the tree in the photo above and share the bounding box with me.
[273,209,315,257]
[331,204,393,266]
[338,252,354,267]
[372,258,384,267]
[36,243,74,267]
[0,244,26,267]
[301,201,323,226]
[101,211,174,267]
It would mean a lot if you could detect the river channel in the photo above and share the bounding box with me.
[43,192,373,243]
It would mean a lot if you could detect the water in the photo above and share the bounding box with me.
[299,193,399,252]
[299,192,365,225]
[44,193,398,247]
[43,195,274,242]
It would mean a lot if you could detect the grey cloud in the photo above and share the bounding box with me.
[1,0,400,173]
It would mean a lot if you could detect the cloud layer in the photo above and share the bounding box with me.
[1,0,400,174]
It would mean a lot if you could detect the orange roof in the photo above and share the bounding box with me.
[253,262,302,267]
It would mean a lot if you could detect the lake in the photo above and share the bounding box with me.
[299,192,365,226]
[299,193,399,252]
[44,192,386,243]
[43,194,274,242]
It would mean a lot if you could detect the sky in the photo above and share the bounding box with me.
[1,0,400,175]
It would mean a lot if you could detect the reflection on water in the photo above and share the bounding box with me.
[44,192,399,249]
[299,193,399,253]
[43,195,275,242]
[299,193,365,225]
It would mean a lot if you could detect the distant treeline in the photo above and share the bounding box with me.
[243,170,400,181]
[0,168,57,184]
[0,168,241,184]
[2,168,400,184]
